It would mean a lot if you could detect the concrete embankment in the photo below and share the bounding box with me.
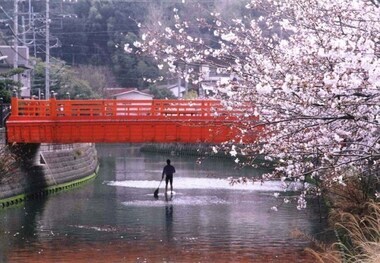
[0,143,98,208]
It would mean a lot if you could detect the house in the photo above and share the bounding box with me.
[199,64,238,97]
[105,88,153,116]
[0,46,32,98]
[106,88,153,100]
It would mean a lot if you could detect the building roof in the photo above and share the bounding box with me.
[106,88,153,98]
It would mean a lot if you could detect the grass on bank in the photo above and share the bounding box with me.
[307,172,379,263]
[306,201,380,263]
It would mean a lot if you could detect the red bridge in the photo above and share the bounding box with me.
[6,97,259,144]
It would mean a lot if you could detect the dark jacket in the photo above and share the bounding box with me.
[162,165,176,176]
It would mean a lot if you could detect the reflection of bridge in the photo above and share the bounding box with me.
[6,97,260,143]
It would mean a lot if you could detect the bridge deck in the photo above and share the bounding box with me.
[6,98,258,143]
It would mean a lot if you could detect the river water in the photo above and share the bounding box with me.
[0,144,327,262]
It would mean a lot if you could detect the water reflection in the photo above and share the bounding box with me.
[0,144,325,262]
[165,193,174,242]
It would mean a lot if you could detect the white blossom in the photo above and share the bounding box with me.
[136,0,380,207]
[212,146,218,154]
[255,83,273,94]
[124,43,132,53]
[297,194,307,210]
[271,206,278,212]
[229,145,237,157]
[221,32,237,42]
[133,41,141,48]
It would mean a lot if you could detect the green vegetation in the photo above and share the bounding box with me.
[31,58,101,99]
[1,1,247,98]
[49,1,160,89]
[148,85,176,99]
[0,68,24,102]
[183,90,198,99]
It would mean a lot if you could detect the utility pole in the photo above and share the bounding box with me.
[32,6,36,57]
[45,0,50,99]
[21,15,26,45]
[13,0,18,72]
[28,0,32,27]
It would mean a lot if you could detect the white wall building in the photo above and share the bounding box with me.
[106,88,153,100]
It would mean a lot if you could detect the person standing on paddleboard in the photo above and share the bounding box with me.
[162,159,176,194]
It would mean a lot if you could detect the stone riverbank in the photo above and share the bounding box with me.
[0,143,98,208]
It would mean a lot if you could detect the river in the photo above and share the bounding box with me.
[0,144,327,262]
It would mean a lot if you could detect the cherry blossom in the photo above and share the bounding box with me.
[135,0,380,202]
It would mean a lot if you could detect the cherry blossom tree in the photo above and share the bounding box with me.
[131,0,380,203]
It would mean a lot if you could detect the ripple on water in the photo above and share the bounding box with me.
[107,177,303,192]
[121,195,229,207]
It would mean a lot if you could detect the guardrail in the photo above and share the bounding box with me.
[10,98,241,120]
[6,97,259,143]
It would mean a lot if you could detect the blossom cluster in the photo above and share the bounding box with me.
[134,0,380,202]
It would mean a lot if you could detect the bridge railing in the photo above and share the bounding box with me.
[10,97,246,120]
[7,97,261,143]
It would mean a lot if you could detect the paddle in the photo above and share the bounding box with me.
[153,178,163,198]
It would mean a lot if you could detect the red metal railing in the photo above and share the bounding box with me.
[10,98,238,119]
[6,97,258,143]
